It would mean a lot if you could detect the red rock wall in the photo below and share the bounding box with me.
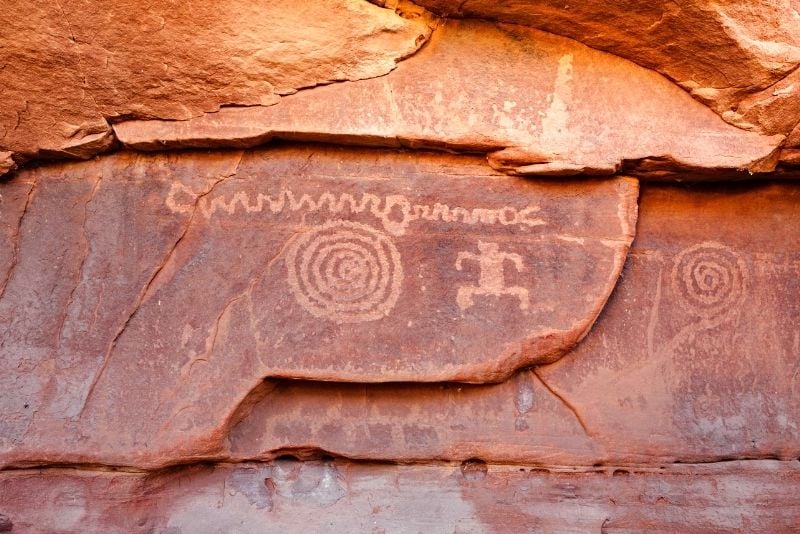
[1,2,799,532]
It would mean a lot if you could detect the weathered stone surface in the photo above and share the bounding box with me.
[0,0,431,170]
[0,146,635,468]
[114,20,782,178]
[782,122,800,166]
[230,182,800,465]
[788,122,800,148]
[3,1,797,179]
[409,0,800,137]
[726,67,800,137]
[1,2,798,529]
[782,149,800,166]
[0,178,33,297]
[1,460,799,532]
[0,153,15,177]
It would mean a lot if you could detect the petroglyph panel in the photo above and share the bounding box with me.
[145,147,636,384]
[0,146,637,465]
[228,183,800,468]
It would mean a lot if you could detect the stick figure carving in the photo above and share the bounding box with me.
[455,241,530,310]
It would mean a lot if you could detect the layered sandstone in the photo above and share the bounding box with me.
[410,0,800,136]
[114,20,782,178]
[1,461,798,532]
[0,0,432,173]
[2,1,797,179]
[1,1,799,531]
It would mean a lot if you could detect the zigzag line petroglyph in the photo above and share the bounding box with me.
[166,183,546,236]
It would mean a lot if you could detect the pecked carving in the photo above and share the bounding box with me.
[0,145,636,466]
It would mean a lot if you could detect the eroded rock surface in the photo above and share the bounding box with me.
[0,0,432,171]
[0,146,636,468]
[115,20,782,178]
[1,2,798,531]
[2,1,798,180]
[410,0,800,136]
[1,460,798,533]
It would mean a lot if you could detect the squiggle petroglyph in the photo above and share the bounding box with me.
[671,241,748,320]
[165,183,545,236]
[286,221,403,323]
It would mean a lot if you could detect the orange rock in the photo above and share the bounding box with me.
[0,152,15,176]
[0,0,431,170]
[411,0,800,136]
[115,20,782,177]
[781,148,800,166]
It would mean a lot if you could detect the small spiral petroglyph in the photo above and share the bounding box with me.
[286,220,403,323]
[671,241,748,320]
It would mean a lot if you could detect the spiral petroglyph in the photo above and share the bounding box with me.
[671,241,748,320]
[286,220,403,323]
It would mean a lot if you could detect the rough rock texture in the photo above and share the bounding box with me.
[410,0,800,136]
[0,146,636,468]
[114,20,783,178]
[3,2,797,179]
[0,0,432,170]
[1,460,799,533]
[782,122,800,165]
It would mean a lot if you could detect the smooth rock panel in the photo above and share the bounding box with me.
[411,0,800,136]
[0,146,635,468]
[231,181,800,465]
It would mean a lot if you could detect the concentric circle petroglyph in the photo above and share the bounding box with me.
[286,220,403,323]
[671,241,748,320]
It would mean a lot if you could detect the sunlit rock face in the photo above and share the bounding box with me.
[412,0,800,136]
[0,1,798,532]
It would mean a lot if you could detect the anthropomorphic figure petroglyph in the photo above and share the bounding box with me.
[455,241,529,310]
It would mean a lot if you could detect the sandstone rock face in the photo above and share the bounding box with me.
[411,0,800,136]
[230,182,800,465]
[782,122,800,165]
[1,2,800,530]
[114,20,782,178]
[1,460,798,533]
[2,3,795,179]
[1,155,797,476]
[0,0,431,170]
[0,146,636,467]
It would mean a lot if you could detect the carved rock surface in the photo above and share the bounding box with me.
[411,0,800,136]
[1,2,798,530]
[0,0,431,169]
[0,146,636,468]
[114,20,783,178]
[1,460,799,533]
[230,182,800,465]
